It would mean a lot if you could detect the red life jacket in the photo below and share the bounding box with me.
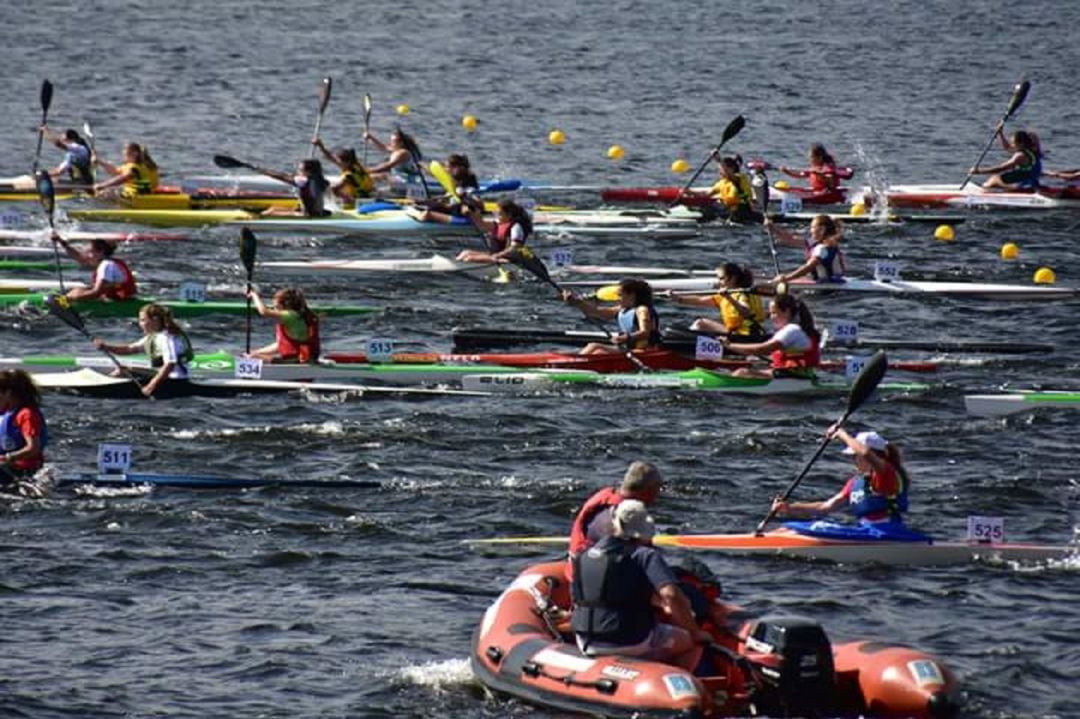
[275,312,321,362]
[93,258,138,300]
[809,161,839,192]
[770,332,821,370]
[565,486,624,582]
[489,221,518,252]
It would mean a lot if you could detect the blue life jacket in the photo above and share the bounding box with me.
[847,473,908,521]
[616,305,660,347]
[811,244,844,282]
[571,535,656,646]
[0,408,47,453]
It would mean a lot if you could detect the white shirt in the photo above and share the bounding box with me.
[772,323,812,352]
[94,259,128,286]
[133,332,190,379]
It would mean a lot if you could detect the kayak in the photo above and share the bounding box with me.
[181,173,523,195]
[768,211,966,225]
[470,522,1075,566]
[261,255,487,274]
[451,326,1055,355]
[964,390,1080,417]
[0,229,190,243]
[0,260,79,272]
[0,278,84,292]
[57,472,380,490]
[602,184,848,206]
[0,293,380,318]
[31,368,488,399]
[459,367,930,394]
[865,183,1080,210]
[0,181,300,210]
[568,275,1080,301]
[472,561,961,718]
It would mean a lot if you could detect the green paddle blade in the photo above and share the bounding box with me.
[239,227,258,278]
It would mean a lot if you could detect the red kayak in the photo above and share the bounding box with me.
[601,185,847,207]
[323,348,941,374]
[472,561,961,718]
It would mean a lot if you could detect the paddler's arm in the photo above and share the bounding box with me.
[50,233,94,267]
[773,256,818,284]
[1045,169,1080,181]
[311,139,344,170]
[362,131,389,153]
[93,153,121,177]
[142,361,172,397]
[246,289,285,320]
[778,166,807,178]
[561,291,616,320]
[971,151,1025,176]
[666,290,714,308]
[827,424,889,474]
[722,336,782,357]
[763,217,803,248]
[0,434,42,467]
[93,336,143,356]
[771,490,846,519]
[367,149,410,174]
[621,305,654,346]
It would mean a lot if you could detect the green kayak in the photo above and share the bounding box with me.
[461,367,931,395]
[0,294,381,318]
[0,260,79,272]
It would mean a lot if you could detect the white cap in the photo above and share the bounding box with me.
[612,499,656,541]
[843,431,888,454]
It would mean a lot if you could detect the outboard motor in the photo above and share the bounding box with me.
[740,615,836,717]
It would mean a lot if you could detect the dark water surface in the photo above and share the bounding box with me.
[2,1,1079,717]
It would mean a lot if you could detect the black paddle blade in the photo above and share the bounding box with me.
[720,114,746,146]
[239,227,258,276]
[1006,80,1031,118]
[508,246,557,289]
[318,77,333,112]
[846,350,888,414]
[40,79,54,113]
[213,154,247,169]
[35,170,55,218]
[44,293,88,336]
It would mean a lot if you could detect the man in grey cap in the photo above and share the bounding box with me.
[568,460,664,567]
[571,499,707,670]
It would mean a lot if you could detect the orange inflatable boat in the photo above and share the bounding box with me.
[471,561,961,718]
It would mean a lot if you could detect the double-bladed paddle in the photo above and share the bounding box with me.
[362,93,373,166]
[31,80,54,175]
[308,77,333,158]
[959,79,1031,189]
[239,227,257,354]
[212,154,291,186]
[754,350,888,535]
[43,293,149,394]
[34,170,66,293]
[669,115,746,208]
[82,120,97,183]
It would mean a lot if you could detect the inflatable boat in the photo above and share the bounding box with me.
[471,560,961,718]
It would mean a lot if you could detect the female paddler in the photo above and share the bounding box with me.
[94,304,194,398]
[40,125,94,187]
[766,213,845,284]
[363,127,423,189]
[0,369,47,488]
[456,198,532,264]
[246,287,321,363]
[53,236,138,302]
[666,262,767,342]
[721,293,820,378]
[778,143,841,194]
[311,139,374,206]
[419,153,484,225]
[562,278,661,355]
[709,155,759,223]
[259,159,331,217]
[970,129,1043,190]
[770,424,912,527]
[93,142,159,198]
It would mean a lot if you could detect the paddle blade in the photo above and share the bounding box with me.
[1006,80,1031,118]
[212,154,248,169]
[40,79,54,113]
[595,284,620,302]
[318,76,333,113]
[82,120,94,140]
[844,350,888,416]
[508,246,557,289]
[239,227,257,277]
[35,170,55,221]
[429,160,458,199]
[44,293,89,336]
[363,93,372,118]
[719,114,746,147]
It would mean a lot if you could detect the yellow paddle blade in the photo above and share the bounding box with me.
[595,284,620,302]
[428,160,458,200]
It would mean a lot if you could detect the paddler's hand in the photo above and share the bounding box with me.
[825,422,844,440]
[770,273,787,285]
[141,384,156,398]
[613,333,629,346]
[770,497,789,517]
[560,290,579,306]
[92,338,106,350]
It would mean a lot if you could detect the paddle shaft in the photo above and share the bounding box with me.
[36,171,66,293]
[669,115,745,207]
[32,80,53,175]
[959,80,1030,189]
[362,94,372,166]
[45,296,148,390]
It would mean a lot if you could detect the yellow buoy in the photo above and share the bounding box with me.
[1033,267,1056,284]
[1000,242,1020,260]
[607,145,625,160]
[850,202,867,217]
[934,225,956,242]
[396,103,410,116]
[462,114,478,132]
[774,179,790,191]
[671,158,690,174]
[548,129,566,145]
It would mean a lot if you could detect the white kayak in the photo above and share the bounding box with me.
[964,390,1080,417]
[865,183,1080,210]
[261,254,486,274]
[565,275,1080,301]
[0,278,85,291]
